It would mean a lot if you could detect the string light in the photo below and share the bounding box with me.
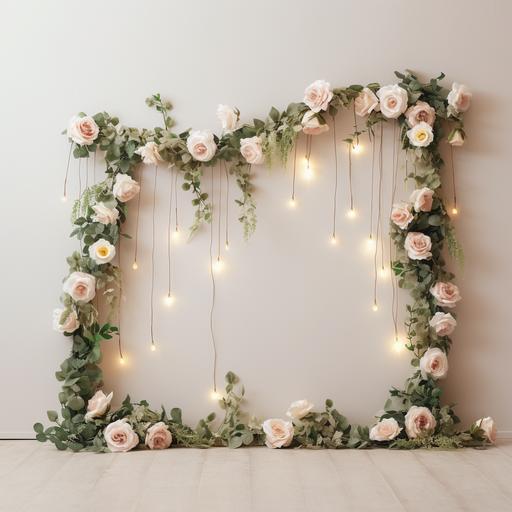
[225,241,230,251]
[224,162,230,250]
[289,138,298,206]
[366,235,376,251]
[132,261,138,271]
[372,302,379,312]
[132,166,143,270]
[62,143,73,204]
[451,207,458,216]
[330,234,338,246]
[166,166,175,304]
[210,390,222,401]
[172,226,181,241]
[150,344,157,352]
[347,143,355,216]
[392,336,404,353]
[379,266,389,279]
[61,195,68,203]
[119,355,125,365]
[347,208,356,219]
[303,158,314,181]
[288,197,297,208]
[352,141,363,154]
[450,145,459,217]
[149,165,158,351]
[164,293,175,307]
[213,256,224,274]
[331,114,340,245]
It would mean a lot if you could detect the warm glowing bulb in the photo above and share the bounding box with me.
[392,337,404,353]
[132,261,138,270]
[119,356,125,365]
[213,257,224,273]
[379,267,389,279]
[164,293,175,306]
[451,207,458,215]
[347,208,356,219]
[303,158,314,180]
[330,234,338,245]
[372,303,379,312]
[288,197,297,208]
[352,142,363,154]
[61,195,67,203]
[172,227,181,241]
[150,344,156,352]
[225,242,230,251]
[210,390,222,401]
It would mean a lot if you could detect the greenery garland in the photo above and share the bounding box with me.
[35,71,494,452]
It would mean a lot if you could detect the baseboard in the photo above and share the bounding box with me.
[497,430,512,439]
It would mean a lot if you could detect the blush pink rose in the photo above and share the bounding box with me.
[404,406,436,439]
[63,271,96,303]
[429,312,457,336]
[104,419,139,452]
[410,187,434,212]
[262,419,294,448]
[369,418,402,442]
[301,110,329,135]
[430,281,462,308]
[404,232,432,260]
[354,87,379,117]
[113,174,140,203]
[476,417,496,443]
[447,83,472,113]
[405,101,436,127]
[145,422,173,450]
[67,115,99,145]
[391,202,414,229]
[419,347,448,380]
[303,80,333,113]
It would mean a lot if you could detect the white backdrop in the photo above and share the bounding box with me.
[1,0,511,437]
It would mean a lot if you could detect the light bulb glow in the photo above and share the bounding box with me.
[347,208,356,219]
[288,197,297,208]
[392,337,404,353]
[303,158,314,180]
[150,344,156,352]
[330,234,338,245]
[132,261,138,270]
[164,293,175,306]
[379,267,389,279]
[372,303,379,312]
[212,257,224,274]
[225,242,230,251]
[352,142,363,154]
[61,195,68,203]
[119,356,125,365]
[451,207,458,215]
[210,390,222,401]
[172,227,181,241]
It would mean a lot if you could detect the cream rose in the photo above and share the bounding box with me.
[135,141,162,165]
[240,136,264,165]
[145,422,173,450]
[91,202,119,225]
[430,281,461,308]
[404,406,437,439]
[262,418,294,448]
[67,115,99,146]
[405,101,436,127]
[52,308,79,334]
[113,174,140,202]
[104,419,139,452]
[354,87,379,117]
[369,418,402,442]
[187,130,217,162]
[303,80,333,113]
[419,347,449,380]
[216,104,239,133]
[410,187,434,212]
[407,122,434,147]
[301,110,329,135]
[63,271,96,303]
[404,232,432,260]
[448,129,465,146]
[286,400,314,420]
[85,390,113,421]
[391,202,414,229]
[89,239,116,265]
[376,84,408,119]
[476,417,496,443]
[429,312,457,336]
[447,83,472,113]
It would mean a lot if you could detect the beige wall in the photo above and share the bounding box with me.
[1,0,511,437]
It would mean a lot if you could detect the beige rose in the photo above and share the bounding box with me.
[369,418,402,442]
[404,232,432,260]
[240,136,264,165]
[303,80,333,113]
[405,101,436,127]
[145,422,173,449]
[447,83,472,113]
[63,271,96,303]
[286,400,314,420]
[448,129,465,146]
[88,239,116,265]
[262,418,294,448]
[410,187,434,212]
[113,174,140,203]
[67,115,99,146]
[186,130,217,162]
[404,406,437,439]
[430,281,461,308]
[104,419,139,452]
[354,87,379,117]
[376,84,408,119]
[420,347,448,380]
[135,141,162,165]
[476,417,496,443]
[92,202,119,225]
[391,202,414,229]
[85,390,113,421]
[429,312,457,336]
[216,104,239,133]
[52,308,79,334]
[301,110,329,135]
[407,122,434,147]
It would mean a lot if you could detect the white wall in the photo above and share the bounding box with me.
[1,0,511,437]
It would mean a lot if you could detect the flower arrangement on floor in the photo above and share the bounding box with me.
[35,71,495,452]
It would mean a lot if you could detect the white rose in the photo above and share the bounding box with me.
[135,141,162,165]
[262,418,294,448]
[301,110,329,135]
[419,347,449,380]
[89,239,116,265]
[369,418,402,442]
[91,202,119,225]
[405,101,436,127]
[410,187,434,212]
[430,281,462,308]
[429,312,457,336]
[354,87,379,117]
[448,129,465,146]
[104,419,139,452]
[447,83,472,113]
[85,390,113,421]
[407,122,434,147]
[67,115,99,146]
[187,130,217,162]
[63,271,96,303]
[476,417,496,443]
[113,174,140,203]
[303,79,333,113]
[404,406,437,439]
[404,232,432,260]
[391,202,414,229]
[286,399,314,420]
[52,308,80,334]
[145,421,173,450]
[216,104,239,133]
[376,84,408,119]
[240,136,265,165]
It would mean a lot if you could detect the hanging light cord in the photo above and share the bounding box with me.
[217,163,222,261]
[167,166,174,297]
[369,130,376,239]
[331,115,339,239]
[450,145,457,210]
[209,166,218,393]
[224,162,229,247]
[389,122,400,339]
[133,167,143,266]
[149,165,158,348]
[63,143,73,199]
[348,144,354,211]
[291,138,298,201]
[117,228,124,361]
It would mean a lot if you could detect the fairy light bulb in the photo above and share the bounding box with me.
[366,236,376,254]
[372,302,379,312]
[330,234,338,245]
[379,266,389,279]
[451,207,458,215]
[210,390,222,401]
[347,208,356,219]
[150,344,156,352]
[164,293,174,307]
[392,336,403,353]
[303,157,314,180]
[119,356,125,365]
[352,142,363,154]
[288,197,297,209]
[213,257,224,274]
[172,226,181,241]
[225,241,230,251]
[61,195,68,203]
[132,261,138,271]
